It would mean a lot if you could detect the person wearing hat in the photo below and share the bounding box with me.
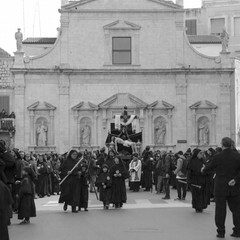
[96,164,112,209]
[129,153,142,192]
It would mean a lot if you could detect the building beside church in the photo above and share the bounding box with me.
[1,0,240,153]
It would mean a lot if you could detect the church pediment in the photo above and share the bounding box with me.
[27,101,56,111]
[189,100,218,109]
[103,20,141,31]
[72,101,98,111]
[148,100,174,110]
[62,0,181,11]
[99,93,148,109]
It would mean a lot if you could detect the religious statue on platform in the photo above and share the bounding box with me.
[154,117,166,145]
[220,27,229,53]
[198,118,209,145]
[81,125,91,146]
[37,121,48,146]
[15,28,23,52]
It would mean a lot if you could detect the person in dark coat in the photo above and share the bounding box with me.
[105,150,116,169]
[37,155,48,198]
[141,147,153,191]
[78,163,89,211]
[0,178,13,240]
[17,166,36,224]
[110,155,129,208]
[58,150,81,213]
[187,149,210,213]
[202,137,240,238]
[96,164,112,209]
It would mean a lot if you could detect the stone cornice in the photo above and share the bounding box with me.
[10,68,235,75]
[59,9,184,14]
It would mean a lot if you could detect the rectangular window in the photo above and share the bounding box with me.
[185,19,197,35]
[112,37,131,64]
[0,96,10,115]
[234,17,240,36]
[211,18,225,35]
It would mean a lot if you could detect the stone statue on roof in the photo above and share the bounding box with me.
[220,27,229,53]
[15,28,23,52]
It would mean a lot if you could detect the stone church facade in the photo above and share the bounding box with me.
[1,0,240,153]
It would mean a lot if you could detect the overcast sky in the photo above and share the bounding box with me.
[0,0,202,55]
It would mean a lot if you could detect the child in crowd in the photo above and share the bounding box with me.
[17,166,36,224]
[96,164,112,209]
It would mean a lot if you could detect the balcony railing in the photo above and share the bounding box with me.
[0,118,15,132]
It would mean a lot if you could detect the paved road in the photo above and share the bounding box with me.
[9,189,234,240]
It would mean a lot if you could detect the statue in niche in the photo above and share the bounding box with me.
[81,124,91,146]
[198,118,209,145]
[15,28,23,52]
[155,119,166,145]
[37,121,48,146]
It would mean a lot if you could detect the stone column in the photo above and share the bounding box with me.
[73,112,78,146]
[211,109,217,145]
[14,75,25,150]
[50,110,54,145]
[167,110,173,145]
[191,110,197,145]
[176,74,188,148]
[148,108,153,146]
[29,111,35,145]
[58,74,70,153]
[94,110,98,146]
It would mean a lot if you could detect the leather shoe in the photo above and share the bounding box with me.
[216,233,225,238]
[230,232,240,238]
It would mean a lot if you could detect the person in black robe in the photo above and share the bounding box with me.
[141,147,153,191]
[187,149,210,213]
[0,159,13,239]
[96,164,112,209]
[37,155,48,198]
[78,163,89,211]
[17,166,36,224]
[105,150,116,169]
[110,155,129,208]
[58,150,81,213]
[0,179,13,240]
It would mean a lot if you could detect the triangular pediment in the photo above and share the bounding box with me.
[189,100,218,109]
[99,93,148,109]
[62,0,181,11]
[72,101,98,111]
[149,100,174,110]
[103,20,141,30]
[27,101,56,111]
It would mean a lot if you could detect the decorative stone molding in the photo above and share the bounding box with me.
[103,20,141,66]
[176,83,187,95]
[189,100,217,146]
[220,82,231,94]
[14,84,25,95]
[72,101,98,148]
[27,101,56,151]
[149,100,175,146]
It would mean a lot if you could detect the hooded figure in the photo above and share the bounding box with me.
[78,163,89,211]
[58,150,81,213]
[96,164,112,209]
[187,149,211,213]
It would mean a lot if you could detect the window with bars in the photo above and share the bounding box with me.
[112,37,131,65]
[211,18,225,36]
[185,19,197,35]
